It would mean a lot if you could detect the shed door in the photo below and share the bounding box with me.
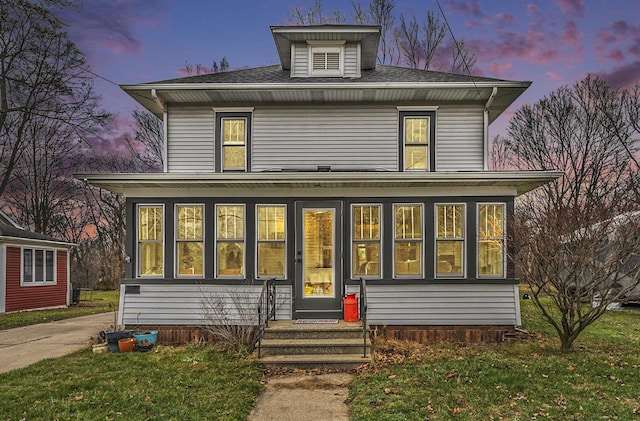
[294,201,342,318]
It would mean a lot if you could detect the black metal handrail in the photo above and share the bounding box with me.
[257,278,276,358]
[359,277,368,358]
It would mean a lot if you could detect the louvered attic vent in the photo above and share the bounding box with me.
[312,52,340,71]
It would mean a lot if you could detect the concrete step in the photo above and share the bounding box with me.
[263,320,366,340]
[260,353,371,370]
[259,338,371,356]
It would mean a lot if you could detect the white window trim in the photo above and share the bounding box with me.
[215,204,246,279]
[174,203,205,279]
[434,203,467,278]
[137,204,165,278]
[308,42,345,77]
[477,203,506,279]
[403,115,430,172]
[21,247,57,287]
[220,117,248,172]
[255,204,288,280]
[351,203,383,280]
[392,203,424,279]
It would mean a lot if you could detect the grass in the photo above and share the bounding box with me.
[0,290,120,330]
[0,345,263,420]
[348,298,640,420]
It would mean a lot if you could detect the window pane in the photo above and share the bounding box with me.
[353,243,380,276]
[437,205,464,238]
[35,249,44,282]
[257,205,285,241]
[258,243,285,276]
[395,205,422,239]
[177,242,203,275]
[223,119,245,144]
[140,243,163,275]
[223,145,246,170]
[394,242,422,275]
[353,205,380,240]
[217,205,244,239]
[479,205,504,239]
[177,205,203,240]
[46,250,55,282]
[436,241,464,275]
[404,145,427,170]
[479,240,504,276]
[404,117,428,144]
[139,207,162,240]
[23,249,33,282]
[217,243,244,276]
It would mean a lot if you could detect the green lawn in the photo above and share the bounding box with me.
[0,290,120,330]
[348,299,640,420]
[0,345,263,420]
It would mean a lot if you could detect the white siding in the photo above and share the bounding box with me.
[291,43,309,77]
[252,106,398,171]
[346,283,519,325]
[120,284,292,326]
[167,106,215,172]
[344,43,359,78]
[436,105,484,171]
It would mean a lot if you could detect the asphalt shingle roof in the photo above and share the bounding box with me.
[0,224,71,244]
[147,64,520,85]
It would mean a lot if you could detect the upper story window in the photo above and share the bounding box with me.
[22,248,56,285]
[215,111,252,172]
[138,205,164,277]
[399,111,436,172]
[308,42,344,77]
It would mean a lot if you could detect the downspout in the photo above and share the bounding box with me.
[483,87,498,171]
[151,89,168,172]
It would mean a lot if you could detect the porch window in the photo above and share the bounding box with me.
[393,204,423,277]
[22,248,56,285]
[478,204,505,277]
[175,204,204,277]
[436,204,465,277]
[256,205,286,278]
[216,205,245,278]
[221,118,247,171]
[138,205,164,277]
[403,116,429,171]
[352,204,382,278]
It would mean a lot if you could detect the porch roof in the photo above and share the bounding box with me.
[79,171,561,197]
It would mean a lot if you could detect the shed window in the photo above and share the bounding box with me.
[256,205,286,278]
[22,248,56,285]
[216,205,245,278]
[436,204,465,277]
[176,204,204,277]
[393,204,423,277]
[352,204,382,278]
[478,204,505,277]
[138,205,164,277]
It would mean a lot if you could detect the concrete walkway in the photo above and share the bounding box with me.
[0,312,113,373]
[248,372,353,421]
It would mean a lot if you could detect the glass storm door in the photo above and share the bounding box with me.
[294,202,342,318]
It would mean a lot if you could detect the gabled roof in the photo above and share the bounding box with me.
[122,65,530,124]
[0,208,21,229]
[0,224,75,247]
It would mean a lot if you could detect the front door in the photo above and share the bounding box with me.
[294,201,342,318]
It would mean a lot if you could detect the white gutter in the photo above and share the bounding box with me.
[0,236,76,248]
[483,86,498,171]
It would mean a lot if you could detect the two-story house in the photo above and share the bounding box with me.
[82,25,559,342]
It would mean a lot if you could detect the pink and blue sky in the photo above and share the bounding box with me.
[57,0,640,150]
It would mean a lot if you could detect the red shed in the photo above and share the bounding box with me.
[0,210,74,313]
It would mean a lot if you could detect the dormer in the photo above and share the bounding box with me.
[270,25,381,78]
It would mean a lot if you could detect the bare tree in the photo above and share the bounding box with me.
[501,76,640,351]
[123,109,164,171]
[0,0,107,198]
[450,38,476,73]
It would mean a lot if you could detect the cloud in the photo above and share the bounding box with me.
[447,0,485,18]
[562,21,581,45]
[55,1,163,57]
[495,13,515,26]
[526,4,540,15]
[475,30,561,65]
[598,61,640,88]
[488,62,512,77]
[554,0,586,17]
[545,71,562,81]
[595,20,640,62]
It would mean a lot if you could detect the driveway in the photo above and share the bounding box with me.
[0,312,113,373]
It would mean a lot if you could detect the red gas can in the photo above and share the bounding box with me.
[343,293,359,322]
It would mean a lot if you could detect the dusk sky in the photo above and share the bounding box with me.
[56,0,640,150]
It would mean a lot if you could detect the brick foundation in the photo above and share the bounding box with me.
[127,326,216,345]
[373,325,515,344]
